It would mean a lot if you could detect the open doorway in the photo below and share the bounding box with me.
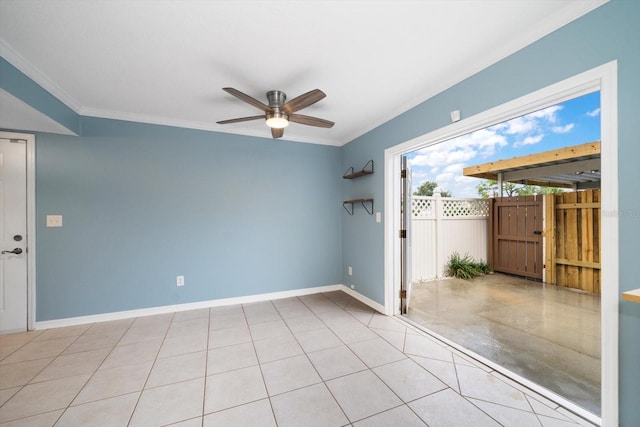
[404,93,601,414]
[384,62,618,426]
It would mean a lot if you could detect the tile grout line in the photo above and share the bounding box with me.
[241,300,280,427]
[199,307,212,427]
[0,329,42,364]
[125,312,175,427]
[360,305,448,426]
[289,293,428,425]
[50,326,109,427]
[0,326,90,424]
[284,295,354,424]
[316,293,470,425]
[48,321,134,423]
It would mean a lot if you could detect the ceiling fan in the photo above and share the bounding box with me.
[217,87,335,139]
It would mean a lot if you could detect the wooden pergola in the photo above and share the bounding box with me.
[464,141,602,292]
[462,141,601,192]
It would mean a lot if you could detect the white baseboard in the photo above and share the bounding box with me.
[34,284,384,330]
[339,286,386,313]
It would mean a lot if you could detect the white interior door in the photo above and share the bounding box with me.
[0,137,28,334]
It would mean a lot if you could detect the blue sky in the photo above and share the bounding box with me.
[407,91,601,197]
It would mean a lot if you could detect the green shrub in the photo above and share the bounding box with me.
[445,252,492,279]
[474,260,493,275]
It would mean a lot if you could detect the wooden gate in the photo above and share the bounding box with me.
[544,189,601,293]
[488,196,543,280]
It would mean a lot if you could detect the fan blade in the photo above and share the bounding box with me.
[217,115,264,125]
[271,128,284,138]
[289,114,335,128]
[222,88,271,112]
[282,89,326,114]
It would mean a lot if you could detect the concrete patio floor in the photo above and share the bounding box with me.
[405,273,601,416]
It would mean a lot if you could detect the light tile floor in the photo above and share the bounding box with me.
[0,291,595,426]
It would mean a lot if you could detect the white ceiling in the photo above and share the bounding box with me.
[0,0,606,146]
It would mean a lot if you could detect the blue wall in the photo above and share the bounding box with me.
[36,118,342,319]
[340,1,639,424]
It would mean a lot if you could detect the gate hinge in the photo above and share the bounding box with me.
[399,229,407,238]
[400,290,407,299]
[401,169,407,178]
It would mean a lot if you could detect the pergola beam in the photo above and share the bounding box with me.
[463,141,600,180]
[501,158,601,182]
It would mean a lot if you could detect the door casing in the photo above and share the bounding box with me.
[383,61,618,426]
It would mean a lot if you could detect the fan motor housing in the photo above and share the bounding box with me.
[267,90,287,108]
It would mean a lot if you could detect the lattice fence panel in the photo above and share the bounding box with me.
[442,199,489,217]
[411,197,489,218]
[412,198,435,218]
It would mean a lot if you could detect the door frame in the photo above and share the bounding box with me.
[0,131,36,331]
[383,61,618,425]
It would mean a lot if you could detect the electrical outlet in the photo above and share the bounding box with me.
[351,284,355,289]
[348,266,352,276]
[176,275,184,287]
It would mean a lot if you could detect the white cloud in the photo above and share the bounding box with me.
[514,134,544,147]
[411,144,479,168]
[408,125,511,196]
[430,163,470,195]
[497,105,563,136]
[501,116,536,134]
[435,171,455,184]
[552,123,574,133]
[413,128,507,164]
[587,107,600,117]
[443,163,465,174]
[527,105,562,121]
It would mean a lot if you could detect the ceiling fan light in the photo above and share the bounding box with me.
[266,112,289,129]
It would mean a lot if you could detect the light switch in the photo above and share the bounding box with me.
[46,215,63,227]
[376,212,382,223]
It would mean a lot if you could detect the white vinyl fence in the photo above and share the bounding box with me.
[411,193,489,282]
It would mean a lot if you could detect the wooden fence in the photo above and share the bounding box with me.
[488,196,544,280]
[544,189,601,293]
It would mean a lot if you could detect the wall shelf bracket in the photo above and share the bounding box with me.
[343,198,374,215]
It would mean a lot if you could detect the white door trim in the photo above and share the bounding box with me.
[0,131,36,331]
[384,61,618,426]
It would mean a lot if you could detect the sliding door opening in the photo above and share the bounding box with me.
[383,62,618,426]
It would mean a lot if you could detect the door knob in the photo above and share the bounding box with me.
[1,248,23,255]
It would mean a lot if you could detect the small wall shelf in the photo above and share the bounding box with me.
[343,160,374,179]
[343,198,374,215]
[622,288,640,304]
